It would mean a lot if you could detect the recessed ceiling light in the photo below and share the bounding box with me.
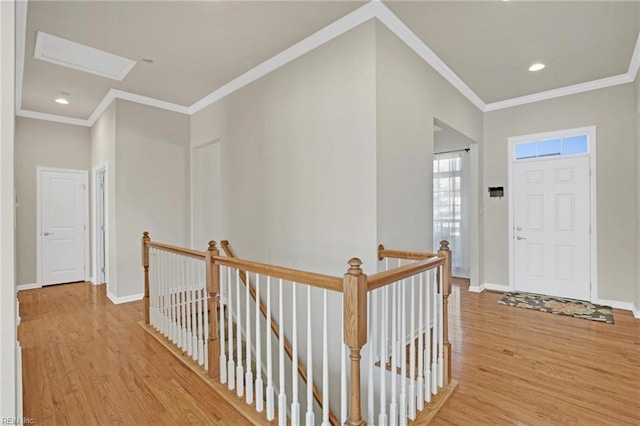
[529,63,546,72]
[55,98,69,105]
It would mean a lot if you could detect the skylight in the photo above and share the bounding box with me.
[34,31,136,81]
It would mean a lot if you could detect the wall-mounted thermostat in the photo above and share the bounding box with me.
[488,187,504,198]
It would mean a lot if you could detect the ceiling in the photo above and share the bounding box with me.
[18,1,640,123]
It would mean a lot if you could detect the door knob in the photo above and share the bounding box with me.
[516,236,526,240]
[516,226,522,231]
[43,232,54,236]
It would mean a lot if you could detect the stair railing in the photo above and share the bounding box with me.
[219,240,340,425]
[142,232,452,426]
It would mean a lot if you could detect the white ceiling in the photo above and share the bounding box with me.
[17,1,640,124]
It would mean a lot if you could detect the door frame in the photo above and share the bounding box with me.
[36,167,90,286]
[507,126,598,302]
[92,162,108,286]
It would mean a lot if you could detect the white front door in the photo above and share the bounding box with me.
[39,168,88,285]
[513,156,590,300]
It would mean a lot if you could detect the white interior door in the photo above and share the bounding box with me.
[513,156,590,300]
[192,141,222,249]
[39,168,88,285]
[96,168,106,284]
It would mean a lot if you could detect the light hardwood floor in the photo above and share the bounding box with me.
[19,280,640,425]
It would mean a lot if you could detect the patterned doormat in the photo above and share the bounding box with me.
[498,292,614,324]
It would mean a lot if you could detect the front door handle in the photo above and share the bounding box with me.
[516,236,526,240]
[43,232,54,236]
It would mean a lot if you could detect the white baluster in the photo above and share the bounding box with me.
[160,251,166,336]
[266,276,275,421]
[290,283,300,426]
[149,249,154,328]
[400,279,407,425]
[305,286,314,426]
[245,271,253,404]
[431,270,438,395]
[179,256,186,352]
[191,258,198,362]
[425,270,432,402]
[255,274,264,412]
[321,289,330,426]
[408,276,416,420]
[185,254,192,357]
[203,265,210,370]
[437,267,444,389]
[227,267,235,390]
[390,282,398,426]
[379,286,388,426]
[219,266,227,384]
[173,254,178,346]
[236,269,244,397]
[341,323,346,424]
[416,272,424,411]
[198,261,205,366]
[368,291,375,424]
[167,252,171,338]
[278,279,286,426]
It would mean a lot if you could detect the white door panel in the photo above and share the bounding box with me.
[40,169,87,285]
[513,156,590,300]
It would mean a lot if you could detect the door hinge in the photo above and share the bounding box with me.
[101,267,105,273]
[82,183,86,190]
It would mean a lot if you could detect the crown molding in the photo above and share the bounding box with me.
[627,32,640,80]
[188,1,378,114]
[16,108,90,127]
[484,73,633,112]
[372,1,486,111]
[15,0,640,126]
[15,0,27,112]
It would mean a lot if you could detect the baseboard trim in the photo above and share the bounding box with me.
[468,284,484,293]
[594,298,640,318]
[468,282,510,293]
[107,292,144,305]
[17,283,42,291]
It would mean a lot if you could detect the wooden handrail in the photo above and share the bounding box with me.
[214,248,343,293]
[367,255,446,291]
[377,244,438,261]
[220,241,340,426]
[146,240,206,260]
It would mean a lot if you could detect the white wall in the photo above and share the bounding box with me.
[191,20,378,414]
[375,22,483,255]
[91,102,117,295]
[484,84,637,304]
[15,118,90,285]
[636,73,640,311]
[0,0,18,418]
[114,100,190,299]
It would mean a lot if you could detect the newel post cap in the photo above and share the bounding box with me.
[439,240,450,251]
[208,240,218,251]
[347,258,363,276]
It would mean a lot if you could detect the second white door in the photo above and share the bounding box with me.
[513,156,590,300]
[39,168,88,286]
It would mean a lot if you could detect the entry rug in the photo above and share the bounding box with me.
[498,292,614,324]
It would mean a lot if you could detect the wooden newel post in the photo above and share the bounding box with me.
[343,258,368,426]
[206,241,221,379]
[142,232,151,325]
[438,240,452,386]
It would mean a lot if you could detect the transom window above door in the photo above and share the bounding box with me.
[515,134,588,160]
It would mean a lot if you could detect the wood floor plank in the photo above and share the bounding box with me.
[19,283,250,425]
[18,279,640,425]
